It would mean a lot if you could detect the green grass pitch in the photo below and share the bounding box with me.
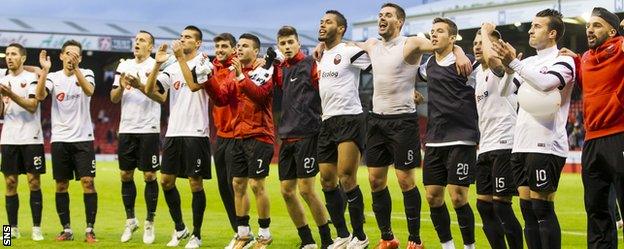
[0,161,592,248]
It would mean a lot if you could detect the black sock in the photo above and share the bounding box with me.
[493,200,524,249]
[430,203,452,243]
[323,187,349,238]
[121,181,136,219]
[191,190,206,239]
[84,193,97,228]
[476,199,505,249]
[258,218,270,228]
[297,224,315,245]
[55,192,70,229]
[318,222,333,246]
[5,194,18,227]
[30,190,43,227]
[532,199,561,249]
[144,180,159,222]
[455,203,475,245]
[163,187,185,231]
[346,186,366,240]
[237,215,250,227]
[520,199,541,249]
[403,187,422,244]
[372,187,393,240]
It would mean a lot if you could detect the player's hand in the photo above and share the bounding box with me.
[492,40,517,66]
[312,42,326,62]
[558,47,578,58]
[413,90,425,105]
[39,50,51,71]
[480,22,496,34]
[172,40,184,60]
[0,84,11,96]
[504,52,522,74]
[125,73,141,88]
[455,52,472,77]
[67,51,80,70]
[155,43,169,64]
[621,19,624,29]
[231,58,243,79]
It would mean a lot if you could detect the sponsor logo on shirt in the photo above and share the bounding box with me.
[539,66,548,74]
[173,81,181,90]
[56,93,65,101]
[537,143,546,147]
[55,92,81,102]
[333,54,342,65]
[476,90,489,102]
[321,71,339,78]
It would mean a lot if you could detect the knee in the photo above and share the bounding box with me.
[232,178,247,195]
[28,177,41,191]
[397,178,415,192]
[120,171,134,182]
[339,172,356,190]
[189,177,203,192]
[143,172,157,182]
[56,181,69,192]
[320,176,336,191]
[368,177,386,192]
[450,192,468,208]
[80,177,95,191]
[250,180,265,195]
[298,186,315,201]
[5,178,17,192]
[160,177,175,190]
[281,187,297,201]
[426,192,444,207]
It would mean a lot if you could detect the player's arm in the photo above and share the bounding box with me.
[204,74,232,106]
[35,50,51,101]
[495,41,574,91]
[172,41,207,92]
[110,64,126,103]
[65,51,95,96]
[498,73,520,97]
[310,62,319,91]
[406,37,472,76]
[234,61,274,104]
[480,23,505,76]
[0,84,39,113]
[145,44,169,104]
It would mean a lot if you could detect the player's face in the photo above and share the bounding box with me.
[586,16,615,49]
[318,14,341,42]
[528,16,554,49]
[133,32,153,58]
[60,45,82,71]
[473,34,483,62]
[179,30,201,54]
[5,46,25,71]
[214,40,235,62]
[277,35,301,60]
[430,22,455,51]
[378,6,402,39]
[236,38,259,63]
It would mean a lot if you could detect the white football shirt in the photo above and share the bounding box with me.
[318,43,371,120]
[474,65,517,154]
[45,69,95,142]
[157,53,210,137]
[0,71,44,145]
[114,57,160,134]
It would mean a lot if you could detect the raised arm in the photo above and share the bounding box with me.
[480,23,505,76]
[35,50,50,101]
[144,44,169,103]
[172,40,206,92]
[66,51,94,96]
[0,83,39,113]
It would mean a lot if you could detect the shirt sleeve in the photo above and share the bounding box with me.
[310,61,319,91]
[45,73,55,92]
[465,63,478,88]
[348,47,372,71]
[508,56,575,92]
[28,74,38,98]
[113,61,126,87]
[157,68,172,92]
[416,57,430,83]
[82,69,96,86]
[0,68,6,79]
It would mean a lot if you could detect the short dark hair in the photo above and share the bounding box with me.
[381,3,405,22]
[184,25,203,40]
[239,33,261,49]
[7,43,26,56]
[213,33,236,47]
[61,40,82,53]
[476,29,502,40]
[138,30,155,45]
[326,10,348,34]
[535,8,565,41]
[433,17,458,36]
[277,26,299,41]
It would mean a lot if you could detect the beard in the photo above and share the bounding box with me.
[588,33,609,49]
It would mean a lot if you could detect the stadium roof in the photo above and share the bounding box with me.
[352,0,624,40]
[0,16,318,54]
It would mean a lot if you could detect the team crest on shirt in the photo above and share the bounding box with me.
[606,44,616,55]
[539,66,548,74]
[173,81,181,90]
[75,81,80,86]
[20,82,27,88]
[56,92,65,101]
[334,54,342,65]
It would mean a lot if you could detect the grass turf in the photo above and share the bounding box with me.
[0,161,589,248]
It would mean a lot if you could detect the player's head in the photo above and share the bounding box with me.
[378,3,405,40]
[529,9,564,50]
[319,10,347,42]
[180,25,203,54]
[5,43,27,71]
[277,26,301,60]
[237,33,260,64]
[60,40,83,71]
[213,33,236,63]
[473,29,502,63]
[430,17,458,52]
[134,30,154,59]
[586,7,621,49]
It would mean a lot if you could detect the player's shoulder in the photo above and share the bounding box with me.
[554,54,575,66]
[80,68,94,75]
[47,70,62,79]
[116,59,130,70]
[21,70,38,81]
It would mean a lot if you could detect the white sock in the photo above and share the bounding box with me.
[464,243,475,249]
[442,240,455,249]
[237,226,250,237]
[258,227,271,238]
[85,227,93,233]
[64,228,73,233]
